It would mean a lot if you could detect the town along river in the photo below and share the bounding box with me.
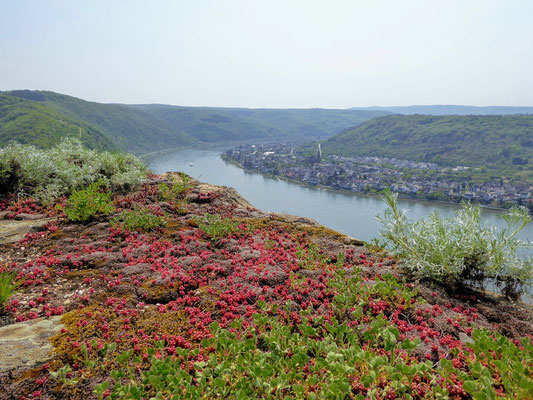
[146,148,533,246]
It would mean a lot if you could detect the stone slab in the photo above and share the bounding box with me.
[0,316,63,373]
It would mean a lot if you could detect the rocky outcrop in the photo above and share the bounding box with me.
[1,173,531,400]
[0,218,57,244]
[0,317,63,373]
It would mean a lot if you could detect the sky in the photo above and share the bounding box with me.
[1,0,532,108]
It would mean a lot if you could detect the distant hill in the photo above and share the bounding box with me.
[132,104,390,143]
[317,114,533,184]
[0,92,116,150]
[350,105,533,116]
[0,90,389,154]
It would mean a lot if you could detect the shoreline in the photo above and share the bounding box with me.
[138,137,320,161]
[221,155,510,213]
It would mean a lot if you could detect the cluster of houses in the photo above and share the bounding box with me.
[223,143,533,210]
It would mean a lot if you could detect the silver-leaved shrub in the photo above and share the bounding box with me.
[0,138,147,204]
[377,191,532,300]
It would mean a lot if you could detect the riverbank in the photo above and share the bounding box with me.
[139,137,320,161]
[221,155,511,214]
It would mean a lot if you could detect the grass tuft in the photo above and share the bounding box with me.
[0,269,18,312]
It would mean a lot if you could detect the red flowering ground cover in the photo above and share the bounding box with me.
[0,173,531,399]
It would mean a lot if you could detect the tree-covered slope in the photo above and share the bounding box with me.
[10,90,198,154]
[0,93,116,150]
[2,90,388,153]
[320,114,533,182]
[130,104,389,143]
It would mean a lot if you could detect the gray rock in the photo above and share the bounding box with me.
[179,256,202,267]
[459,332,474,345]
[122,263,149,276]
[159,173,254,209]
[0,218,57,244]
[0,316,63,373]
[14,213,45,221]
[240,249,261,261]
[343,236,364,246]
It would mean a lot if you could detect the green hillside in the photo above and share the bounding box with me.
[133,104,390,143]
[1,90,388,154]
[318,114,533,183]
[0,93,116,150]
[8,90,197,154]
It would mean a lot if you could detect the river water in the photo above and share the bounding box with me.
[146,148,533,246]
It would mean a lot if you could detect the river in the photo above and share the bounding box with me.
[146,148,533,246]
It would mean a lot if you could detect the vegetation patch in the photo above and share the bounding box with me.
[378,191,533,300]
[195,213,240,241]
[0,268,18,313]
[0,137,147,204]
[158,172,191,202]
[112,208,166,232]
[64,180,115,223]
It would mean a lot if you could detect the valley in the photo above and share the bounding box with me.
[0,90,388,153]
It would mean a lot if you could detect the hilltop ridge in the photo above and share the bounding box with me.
[0,90,388,153]
[350,105,533,115]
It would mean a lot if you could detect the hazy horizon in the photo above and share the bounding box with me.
[5,88,533,110]
[1,0,532,108]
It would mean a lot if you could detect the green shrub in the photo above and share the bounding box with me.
[0,270,18,312]
[158,173,191,202]
[0,155,20,196]
[377,191,533,299]
[64,180,115,222]
[0,138,147,204]
[112,208,166,232]
[195,213,239,240]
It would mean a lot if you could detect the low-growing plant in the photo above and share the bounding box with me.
[195,213,239,240]
[158,173,191,202]
[64,179,115,222]
[439,329,533,399]
[377,190,533,299]
[295,242,330,270]
[112,208,166,232]
[42,235,530,399]
[95,267,432,399]
[49,364,79,386]
[100,304,531,400]
[0,269,18,313]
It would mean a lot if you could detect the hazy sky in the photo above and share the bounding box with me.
[1,0,532,108]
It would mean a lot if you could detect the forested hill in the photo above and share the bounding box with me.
[0,92,117,151]
[319,114,533,183]
[2,90,196,153]
[0,90,388,153]
[350,105,533,115]
[130,104,389,143]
